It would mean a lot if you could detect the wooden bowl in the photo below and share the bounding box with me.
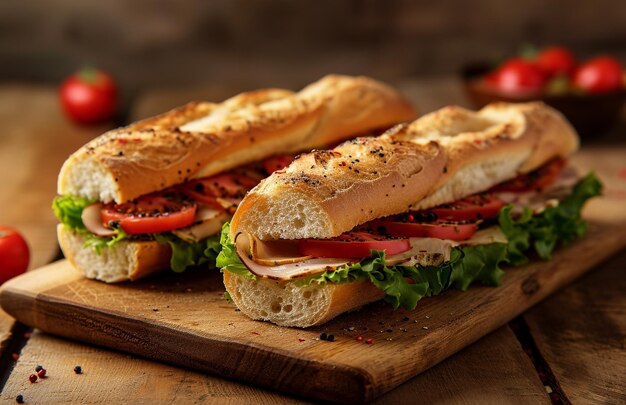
[461,63,626,139]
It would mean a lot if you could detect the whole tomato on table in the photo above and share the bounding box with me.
[0,226,30,284]
[60,68,118,124]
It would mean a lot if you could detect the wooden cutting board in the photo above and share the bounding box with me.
[2,149,626,404]
[1,223,624,404]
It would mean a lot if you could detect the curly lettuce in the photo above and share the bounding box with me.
[498,172,602,265]
[154,233,221,272]
[217,173,602,310]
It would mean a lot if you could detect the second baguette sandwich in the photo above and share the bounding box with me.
[219,102,602,327]
[54,75,416,282]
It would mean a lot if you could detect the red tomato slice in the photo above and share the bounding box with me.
[372,220,478,242]
[182,172,259,209]
[101,194,196,235]
[263,154,294,174]
[426,193,505,221]
[298,232,410,258]
[492,158,566,193]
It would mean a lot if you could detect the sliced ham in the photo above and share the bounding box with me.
[82,203,116,237]
[234,225,509,281]
[234,232,350,280]
[172,206,230,243]
[248,235,312,265]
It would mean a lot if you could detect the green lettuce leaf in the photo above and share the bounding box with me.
[52,195,93,231]
[53,195,130,252]
[83,227,129,254]
[154,233,221,272]
[217,172,602,311]
[498,172,602,264]
[216,223,257,280]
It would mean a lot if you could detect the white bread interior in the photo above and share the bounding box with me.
[57,225,171,283]
[57,75,416,283]
[223,272,384,327]
[225,102,580,327]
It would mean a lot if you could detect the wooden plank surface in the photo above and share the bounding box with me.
[523,146,626,404]
[525,247,626,404]
[1,203,624,403]
[0,326,549,405]
[0,85,110,270]
[0,85,110,358]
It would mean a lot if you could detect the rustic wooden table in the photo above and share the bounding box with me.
[0,79,624,404]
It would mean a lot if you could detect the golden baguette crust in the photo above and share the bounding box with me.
[223,271,384,327]
[57,225,171,282]
[58,75,416,203]
[231,102,579,241]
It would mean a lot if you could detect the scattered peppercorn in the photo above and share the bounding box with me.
[37,369,46,378]
[403,316,410,321]
[35,365,43,372]
[28,374,37,383]
[366,338,374,344]
[319,332,328,341]
[74,366,82,374]
[327,334,335,342]
[15,394,24,404]
[357,336,363,342]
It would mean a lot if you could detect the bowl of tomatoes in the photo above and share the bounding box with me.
[462,46,626,138]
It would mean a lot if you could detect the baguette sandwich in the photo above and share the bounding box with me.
[219,102,602,327]
[53,75,416,282]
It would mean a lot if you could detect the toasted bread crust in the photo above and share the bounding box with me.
[231,102,579,241]
[58,75,416,203]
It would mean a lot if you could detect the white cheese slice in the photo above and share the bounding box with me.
[172,206,230,243]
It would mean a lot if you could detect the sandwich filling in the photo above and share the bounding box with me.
[218,160,602,310]
[53,154,295,272]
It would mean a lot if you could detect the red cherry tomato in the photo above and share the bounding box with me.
[263,154,294,174]
[298,232,410,258]
[492,159,566,193]
[60,68,117,124]
[486,58,547,95]
[573,56,624,94]
[100,194,196,235]
[536,46,576,77]
[426,193,505,222]
[0,226,30,283]
[371,220,478,242]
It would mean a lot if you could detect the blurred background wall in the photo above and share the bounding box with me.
[1,0,625,105]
